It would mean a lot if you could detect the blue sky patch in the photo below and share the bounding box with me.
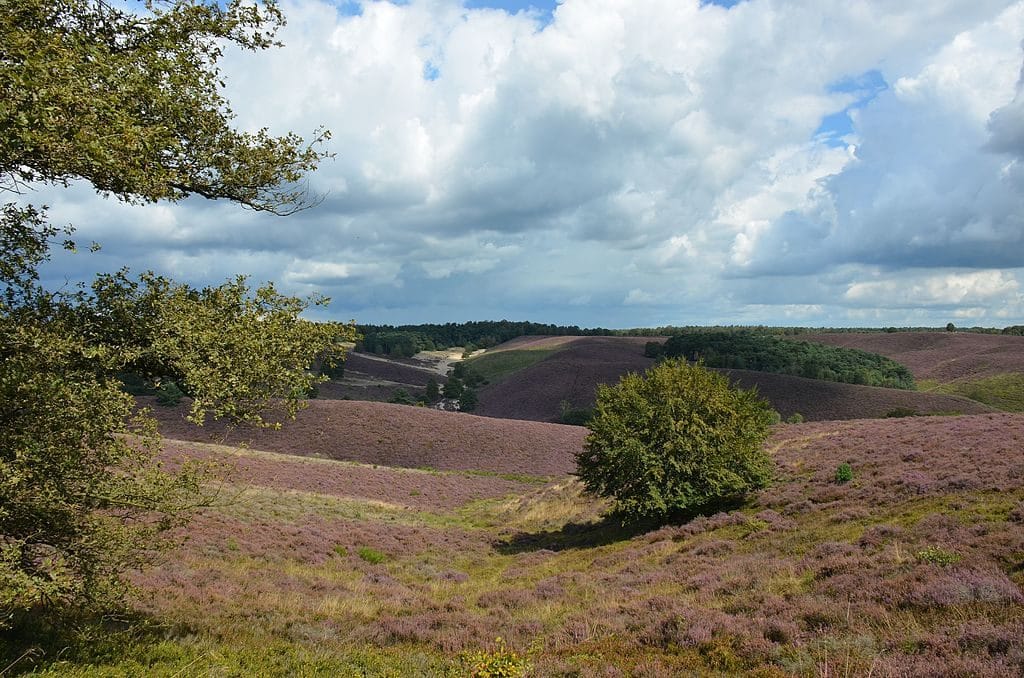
[815,69,888,146]
[464,0,558,26]
[828,69,888,96]
[700,0,744,8]
[335,0,363,16]
[423,61,441,81]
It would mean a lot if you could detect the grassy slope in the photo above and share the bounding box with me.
[921,374,1024,413]
[464,348,562,385]
[11,414,1024,677]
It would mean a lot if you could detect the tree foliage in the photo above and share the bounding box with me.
[576,360,775,522]
[1,207,354,627]
[1,0,329,214]
[659,331,916,390]
[0,0,352,629]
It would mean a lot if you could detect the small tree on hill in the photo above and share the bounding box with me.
[459,388,478,412]
[576,359,775,522]
[424,377,440,404]
[443,376,464,400]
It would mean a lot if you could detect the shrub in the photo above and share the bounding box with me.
[834,463,854,484]
[644,341,665,359]
[576,359,775,521]
[915,546,961,566]
[388,388,415,405]
[155,381,184,406]
[459,388,479,412]
[424,377,441,404]
[559,401,595,426]
[461,637,532,678]
[886,407,919,418]
[443,377,464,400]
[357,546,387,564]
[786,412,804,424]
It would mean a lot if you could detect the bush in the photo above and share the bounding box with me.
[916,546,961,566]
[786,412,804,424]
[388,388,415,405]
[459,388,479,412]
[461,637,532,678]
[357,547,387,564]
[559,401,595,426]
[155,381,184,406]
[424,377,440,404]
[576,359,775,521]
[835,462,854,484]
[443,377,464,400]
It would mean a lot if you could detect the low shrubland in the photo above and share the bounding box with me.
[5,413,1023,676]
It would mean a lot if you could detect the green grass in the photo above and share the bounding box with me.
[464,348,561,384]
[357,546,388,564]
[920,372,1024,412]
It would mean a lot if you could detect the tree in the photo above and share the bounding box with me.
[459,387,478,412]
[575,359,775,522]
[424,377,441,404]
[1,0,329,214]
[946,323,956,332]
[1,0,354,629]
[443,376,465,400]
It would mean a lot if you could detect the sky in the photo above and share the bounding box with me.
[35,0,1024,328]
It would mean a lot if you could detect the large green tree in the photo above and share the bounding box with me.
[0,0,354,628]
[576,360,775,522]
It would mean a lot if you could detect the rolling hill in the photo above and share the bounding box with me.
[797,332,1024,383]
[470,336,993,422]
[26,407,1024,676]
[148,397,584,477]
[798,332,1024,412]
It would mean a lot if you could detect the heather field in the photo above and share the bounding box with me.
[469,337,992,423]
[797,332,1024,383]
[148,398,585,476]
[798,332,1024,413]
[19,411,1024,677]
[723,370,993,421]
[474,336,657,421]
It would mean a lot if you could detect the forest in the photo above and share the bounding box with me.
[654,330,917,390]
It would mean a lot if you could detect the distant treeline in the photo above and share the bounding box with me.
[622,324,1024,337]
[357,321,614,357]
[357,320,1024,358]
[650,331,916,390]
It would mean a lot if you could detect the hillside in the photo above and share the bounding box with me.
[23,412,1024,676]
[473,336,656,421]
[798,332,1024,412]
[724,369,994,420]
[472,336,992,423]
[798,332,1024,383]
[148,397,584,477]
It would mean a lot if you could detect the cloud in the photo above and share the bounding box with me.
[734,3,1024,277]
[845,270,1022,307]
[23,0,1024,327]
